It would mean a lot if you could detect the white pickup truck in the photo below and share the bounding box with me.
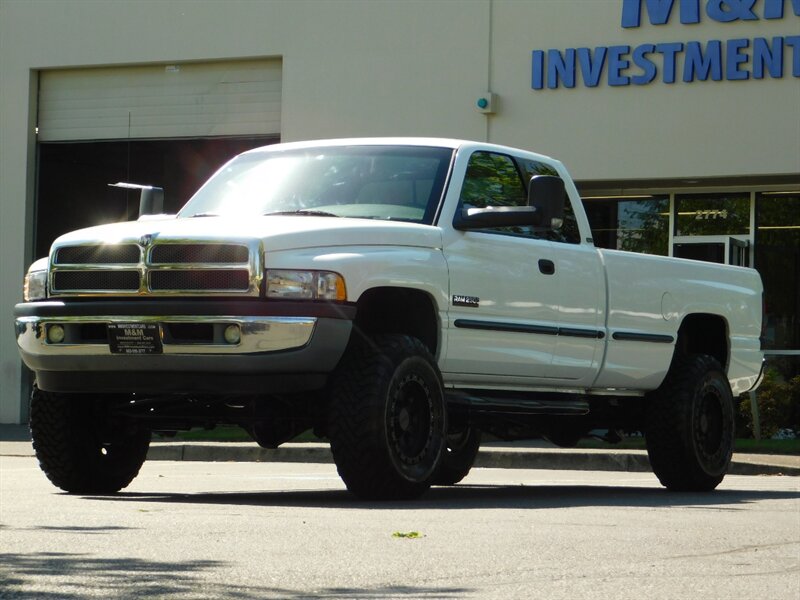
[16,138,764,499]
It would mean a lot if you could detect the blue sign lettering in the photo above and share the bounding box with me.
[532,2,800,90]
[532,37,799,88]
[608,46,632,85]
[707,0,758,23]
[532,50,545,89]
[752,37,783,78]
[726,38,751,79]
[622,0,799,27]
[765,0,800,18]
[577,47,608,87]
[632,44,658,83]
[683,40,723,81]
[788,36,800,75]
[548,48,576,88]
[622,0,698,27]
[655,42,684,83]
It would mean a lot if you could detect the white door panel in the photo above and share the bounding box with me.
[443,233,605,385]
[443,232,560,380]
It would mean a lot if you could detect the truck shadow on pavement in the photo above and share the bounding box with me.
[91,483,800,511]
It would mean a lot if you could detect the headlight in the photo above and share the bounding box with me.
[23,270,48,301]
[266,270,346,301]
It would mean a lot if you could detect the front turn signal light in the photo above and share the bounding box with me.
[23,270,48,301]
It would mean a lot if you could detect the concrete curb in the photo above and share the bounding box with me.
[140,442,800,477]
[145,442,334,464]
[3,438,798,477]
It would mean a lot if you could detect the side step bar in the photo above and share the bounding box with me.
[446,389,590,416]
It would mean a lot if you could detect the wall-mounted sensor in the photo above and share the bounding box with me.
[476,93,496,114]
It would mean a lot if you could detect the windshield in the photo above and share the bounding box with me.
[179,145,454,224]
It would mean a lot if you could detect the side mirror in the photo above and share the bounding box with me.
[528,175,565,230]
[453,176,567,232]
[109,182,165,217]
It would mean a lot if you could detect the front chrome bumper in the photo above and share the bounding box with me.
[14,299,356,394]
[16,315,317,357]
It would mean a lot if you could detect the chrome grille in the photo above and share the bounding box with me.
[149,269,250,291]
[55,244,140,265]
[49,240,259,296]
[150,244,248,264]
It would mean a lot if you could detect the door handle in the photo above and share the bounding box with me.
[538,259,555,275]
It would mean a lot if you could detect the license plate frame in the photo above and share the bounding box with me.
[107,323,163,355]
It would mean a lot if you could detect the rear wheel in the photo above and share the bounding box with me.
[645,354,734,491]
[30,384,150,494]
[328,335,446,500]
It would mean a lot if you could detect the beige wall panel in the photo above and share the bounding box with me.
[277,1,490,141]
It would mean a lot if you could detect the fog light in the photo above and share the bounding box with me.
[224,324,241,345]
[47,324,65,344]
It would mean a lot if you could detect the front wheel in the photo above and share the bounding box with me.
[433,426,480,486]
[645,354,734,492]
[30,385,151,494]
[328,335,447,500]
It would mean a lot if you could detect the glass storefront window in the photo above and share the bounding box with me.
[764,355,800,385]
[756,192,800,352]
[675,193,750,236]
[582,196,669,255]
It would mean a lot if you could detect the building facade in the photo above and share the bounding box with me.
[1,0,798,422]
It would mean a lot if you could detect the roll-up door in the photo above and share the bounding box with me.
[38,59,282,142]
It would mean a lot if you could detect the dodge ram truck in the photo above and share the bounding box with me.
[15,138,764,499]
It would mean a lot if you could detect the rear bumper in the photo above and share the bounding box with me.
[15,299,355,394]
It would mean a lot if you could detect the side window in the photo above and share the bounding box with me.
[518,158,580,245]
[458,151,537,238]
[458,152,580,243]
[460,152,526,209]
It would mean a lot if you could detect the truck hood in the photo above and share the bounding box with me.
[50,215,444,253]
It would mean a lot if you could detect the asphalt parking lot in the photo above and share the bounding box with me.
[1,456,798,599]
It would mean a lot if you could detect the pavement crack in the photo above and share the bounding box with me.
[666,540,800,560]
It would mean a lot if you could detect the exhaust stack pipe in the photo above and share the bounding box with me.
[109,182,165,217]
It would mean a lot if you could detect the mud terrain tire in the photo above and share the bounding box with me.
[645,354,734,491]
[328,335,446,500]
[30,385,150,494]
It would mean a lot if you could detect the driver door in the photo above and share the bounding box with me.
[442,151,562,385]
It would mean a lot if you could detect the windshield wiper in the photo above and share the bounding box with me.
[187,212,222,218]
[264,210,340,217]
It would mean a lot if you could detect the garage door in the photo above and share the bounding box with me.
[38,59,282,142]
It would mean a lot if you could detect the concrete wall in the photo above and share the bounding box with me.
[1,0,798,422]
